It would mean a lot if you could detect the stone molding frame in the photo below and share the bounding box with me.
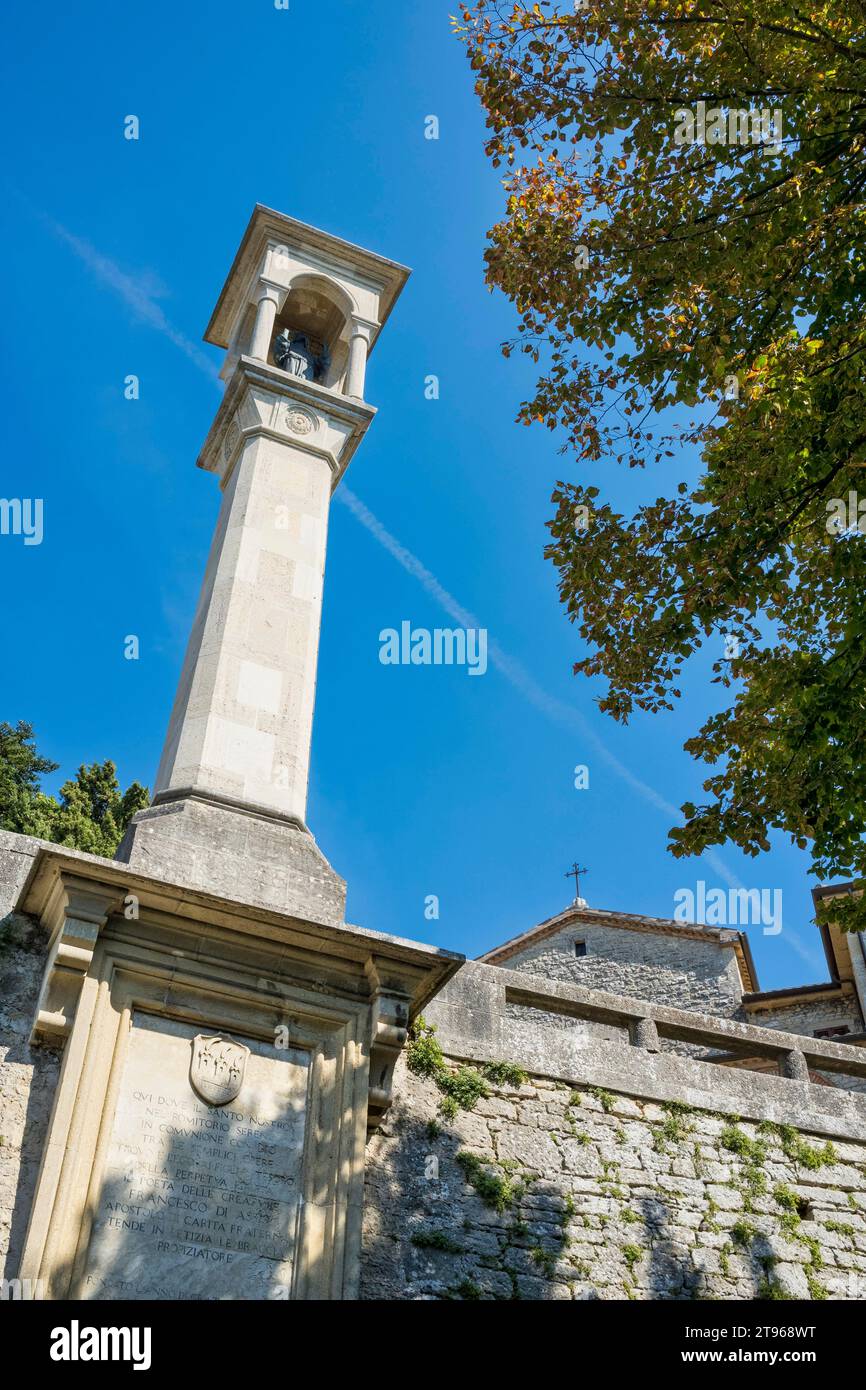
[15,845,461,1300]
[201,356,376,490]
[23,936,366,1300]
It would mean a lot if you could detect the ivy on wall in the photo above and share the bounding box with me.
[397,1069,865,1301]
[406,1017,527,1120]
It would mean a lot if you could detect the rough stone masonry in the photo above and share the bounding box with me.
[360,962,866,1301]
[363,1061,866,1301]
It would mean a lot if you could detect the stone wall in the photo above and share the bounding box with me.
[745,992,866,1095]
[0,833,60,1282]
[362,1062,866,1301]
[5,825,866,1303]
[496,921,863,1063]
[360,962,866,1301]
[746,992,864,1039]
[503,920,744,1018]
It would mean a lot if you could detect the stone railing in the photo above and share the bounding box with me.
[422,961,866,1143]
[505,975,866,1083]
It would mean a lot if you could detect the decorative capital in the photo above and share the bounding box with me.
[254,277,285,308]
[365,956,414,1133]
[197,357,377,488]
[31,874,120,1043]
[348,316,377,344]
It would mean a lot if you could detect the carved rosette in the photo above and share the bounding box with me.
[284,407,317,438]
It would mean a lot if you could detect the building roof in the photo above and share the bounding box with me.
[812,880,865,984]
[742,980,853,1010]
[477,902,759,993]
[205,204,411,352]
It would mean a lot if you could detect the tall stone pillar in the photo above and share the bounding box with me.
[118,206,410,924]
[10,208,461,1305]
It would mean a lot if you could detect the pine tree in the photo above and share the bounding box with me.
[0,721,149,858]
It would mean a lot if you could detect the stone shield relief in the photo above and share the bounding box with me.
[189,1033,250,1106]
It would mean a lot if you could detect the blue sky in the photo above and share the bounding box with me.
[0,0,829,986]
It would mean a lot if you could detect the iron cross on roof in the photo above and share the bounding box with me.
[565,862,588,902]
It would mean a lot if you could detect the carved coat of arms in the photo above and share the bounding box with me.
[189,1034,250,1106]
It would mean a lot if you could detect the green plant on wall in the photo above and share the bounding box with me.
[653,1103,695,1154]
[417,1058,859,1301]
[588,1086,615,1114]
[531,1247,557,1279]
[406,1018,526,1119]
[483,1060,528,1087]
[759,1121,837,1171]
[721,1124,767,1165]
[622,1243,642,1274]
[825,1219,856,1238]
[450,1278,482,1301]
[731,1219,756,1249]
[410,1229,464,1254]
[456,1151,526,1213]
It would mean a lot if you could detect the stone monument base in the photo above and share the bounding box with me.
[2,831,459,1300]
[117,796,346,925]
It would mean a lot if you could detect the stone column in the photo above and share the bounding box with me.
[150,405,340,834]
[118,358,376,923]
[117,206,410,923]
[345,320,373,399]
[630,1016,660,1052]
[150,430,331,828]
[248,281,282,362]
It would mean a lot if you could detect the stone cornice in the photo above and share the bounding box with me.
[743,980,856,1011]
[205,204,410,353]
[198,356,376,489]
[17,839,462,1017]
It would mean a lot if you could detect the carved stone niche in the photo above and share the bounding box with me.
[16,846,461,1301]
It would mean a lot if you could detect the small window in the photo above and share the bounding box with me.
[574,940,587,958]
[813,1025,850,1039]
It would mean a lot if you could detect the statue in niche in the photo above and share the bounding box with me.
[273,326,330,383]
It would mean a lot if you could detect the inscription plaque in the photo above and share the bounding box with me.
[81,1013,309,1300]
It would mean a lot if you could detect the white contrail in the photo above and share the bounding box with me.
[40,211,820,968]
[339,484,703,821]
[338,485,824,970]
[45,215,223,385]
[774,927,825,972]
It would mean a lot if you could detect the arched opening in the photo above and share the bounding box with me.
[270,273,356,391]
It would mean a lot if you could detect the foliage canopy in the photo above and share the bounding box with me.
[0,720,149,859]
[456,1,866,927]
